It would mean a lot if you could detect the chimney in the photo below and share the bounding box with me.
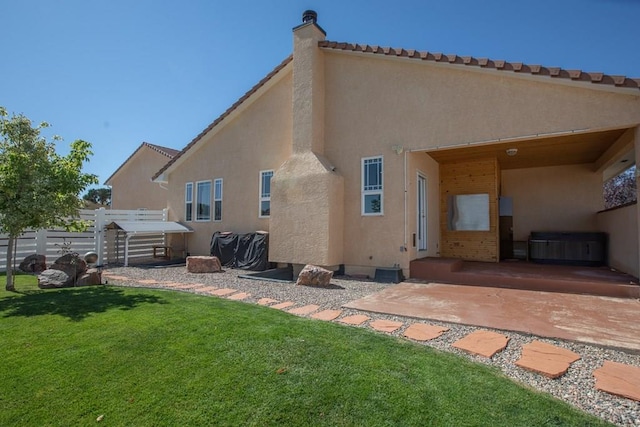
[292,9,326,155]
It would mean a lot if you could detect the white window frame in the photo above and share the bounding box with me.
[361,156,384,216]
[195,180,212,222]
[259,170,274,218]
[185,182,193,222]
[213,178,223,222]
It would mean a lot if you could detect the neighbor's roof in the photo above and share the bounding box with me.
[104,142,179,185]
[319,40,640,91]
[105,220,193,235]
[152,55,294,181]
[151,40,640,182]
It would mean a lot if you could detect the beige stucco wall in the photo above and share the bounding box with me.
[165,70,293,256]
[501,164,603,241]
[109,147,171,210]
[163,41,639,276]
[322,51,639,274]
[597,203,639,278]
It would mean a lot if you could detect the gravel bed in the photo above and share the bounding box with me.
[104,265,640,427]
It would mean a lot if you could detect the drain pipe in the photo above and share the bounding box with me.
[403,149,408,254]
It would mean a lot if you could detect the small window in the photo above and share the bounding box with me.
[362,156,383,215]
[185,182,193,222]
[259,170,274,218]
[214,178,223,221]
[196,180,211,221]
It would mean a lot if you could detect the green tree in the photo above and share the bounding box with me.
[83,187,111,206]
[0,107,98,291]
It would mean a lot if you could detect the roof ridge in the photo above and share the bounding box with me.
[152,55,294,181]
[318,40,640,91]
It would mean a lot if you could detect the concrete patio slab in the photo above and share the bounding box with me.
[515,340,580,378]
[452,330,509,358]
[594,361,640,401]
[369,319,403,333]
[311,309,343,321]
[344,282,640,351]
[403,323,449,341]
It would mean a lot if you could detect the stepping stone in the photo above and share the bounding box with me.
[227,292,250,300]
[338,314,370,326]
[594,361,640,401]
[137,279,159,285]
[311,309,343,321]
[288,304,320,316]
[257,298,279,306]
[210,288,237,296]
[199,286,220,294]
[271,301,295,310]
[403,323,449,341]
[515,340,580,379]
[452,330,510,358]
[369,319,403,333]
[162,282,184,287]
[102,274,128,281]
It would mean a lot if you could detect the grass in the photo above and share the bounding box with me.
[0,276,611,426]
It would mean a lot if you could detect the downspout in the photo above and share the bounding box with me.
[403,149,408,254]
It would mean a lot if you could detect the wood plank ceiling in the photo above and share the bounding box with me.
[427,128,629,170]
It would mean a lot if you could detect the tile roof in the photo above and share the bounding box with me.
[104,141,178,185]
[152,55,294,181]
[318,40,640,91]
[145,143,180,158]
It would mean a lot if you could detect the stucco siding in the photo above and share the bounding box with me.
[166,71,293,256]
[110,148,171,210]
[501,164,602,241]
[597,203,638,278]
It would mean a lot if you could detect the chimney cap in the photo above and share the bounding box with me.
[302,10,317,24]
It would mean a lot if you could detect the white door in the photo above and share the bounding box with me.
[417,173,427,251]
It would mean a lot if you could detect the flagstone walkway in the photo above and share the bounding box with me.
[102,272,640,405]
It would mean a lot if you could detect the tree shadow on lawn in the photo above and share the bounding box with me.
[0,286,167,321]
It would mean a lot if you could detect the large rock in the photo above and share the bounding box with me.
[296,265,333,287]
[76,268,102,287]
[38,269,72,288]
[186,256,222,273]
[49,254,87,280]
[19,254,47,274]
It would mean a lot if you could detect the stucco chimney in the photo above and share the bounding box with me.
[292,10,326,155]
[269,12,344,269]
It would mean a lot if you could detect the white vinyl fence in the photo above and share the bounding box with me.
[0,208,168,272]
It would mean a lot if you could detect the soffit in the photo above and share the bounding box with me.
[426,128,630,170]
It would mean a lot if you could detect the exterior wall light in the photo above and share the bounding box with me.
[506,148,518,156]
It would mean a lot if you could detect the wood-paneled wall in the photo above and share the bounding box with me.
[439,158,499,262]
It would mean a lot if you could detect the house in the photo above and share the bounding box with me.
[106,142,179,210]
[152,11,640,280]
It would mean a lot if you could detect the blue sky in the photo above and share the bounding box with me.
[2,0,639,188]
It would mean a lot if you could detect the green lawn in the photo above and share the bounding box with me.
[0,276,611,426]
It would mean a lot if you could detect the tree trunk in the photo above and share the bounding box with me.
[5,234,15,292]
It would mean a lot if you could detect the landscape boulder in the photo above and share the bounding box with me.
[296,264,333,287]
[38,269,72,288]
[76,268,102,287]
[19,254,47,274]
[49,254,87,280]
[186,256,222,273]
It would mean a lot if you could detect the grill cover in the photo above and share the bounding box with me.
[210,231,269,271]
